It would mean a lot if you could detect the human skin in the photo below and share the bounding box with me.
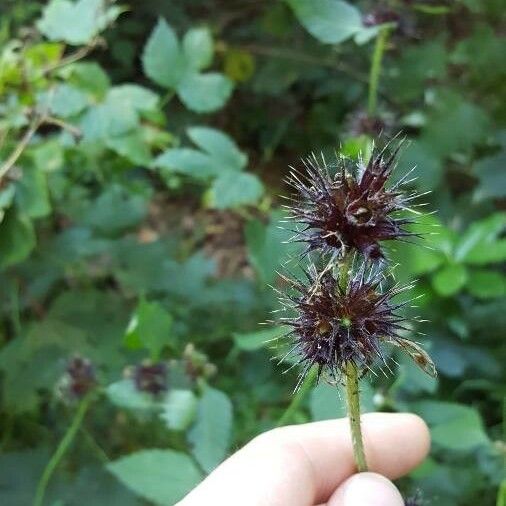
[177,412,430,506]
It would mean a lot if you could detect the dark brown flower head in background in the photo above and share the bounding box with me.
[286,143,420,260]
[134,361,168,395]
[57,355,97,401]
[278,264,435,386]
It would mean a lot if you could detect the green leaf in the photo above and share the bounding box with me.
[455,213,506,265]
[124,299,173,360]
[0,210,36,269]
[497,480,506,506]
[107,84,159,112]
[67,61,111,97]
[183,27,214,70]
[153,148,221,180]
[206,172,264,209]
[108,449,202,505]
[106,379,159,411]
[413,401,489,451]
[188,386,233,473]
[39,84,89,118]
[233,326,288,351]
[106,131,152,166]
[467,269,505,299]
[37,0,120,46]
[187,127,247,171]
[142,18,185,88]
[286,0,363,44]
[15,166,51,218]
[245,211,301,284]
[177,72,233,113]
[473,151,506,201]
[432,263,468,296]
[83,185,148,235]
[160,389,198,431]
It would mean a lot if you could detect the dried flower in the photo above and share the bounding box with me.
[278,264,435,385]
[134,361,168,395]
[57,355,96,401]
[286,143,419,260]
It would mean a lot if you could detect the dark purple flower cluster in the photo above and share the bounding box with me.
[287,144,418,260]
[279,265,435,383]
[280,140,435,383]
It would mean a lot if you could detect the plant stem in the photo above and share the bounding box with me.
[277,365,318,427]
[33,393,94,506]
[344,361,368,472]
[367,26,390,117]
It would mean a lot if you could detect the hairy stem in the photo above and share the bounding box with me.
[345,361,368,472]
[368,27,390,117]
[33,394,94,506]
[277,365,318,427]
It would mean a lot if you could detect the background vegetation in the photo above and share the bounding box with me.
[0,1,505,504]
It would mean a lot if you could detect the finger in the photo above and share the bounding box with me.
[177,413,430,506]
[328,472,404,506]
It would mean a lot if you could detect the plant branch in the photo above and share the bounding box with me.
[368,27,391,116]
[345,361,368,472]
[33,393,94,506]
[0,116,44,181]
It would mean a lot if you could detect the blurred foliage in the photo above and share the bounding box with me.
[0,0,505,505]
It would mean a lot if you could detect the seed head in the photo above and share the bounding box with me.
[134,361,168,396]
[278,264,435,384]
[286,143,419,260]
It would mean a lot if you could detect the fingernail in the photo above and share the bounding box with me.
[329,472,404,506]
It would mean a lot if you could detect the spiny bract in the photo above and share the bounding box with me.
[286,143,421,260]
[278,264,435,386]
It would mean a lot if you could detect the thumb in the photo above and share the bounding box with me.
[328,472,404,506]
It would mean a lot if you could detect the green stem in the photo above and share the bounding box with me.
[33,394,94,506]
[345,361,368,472]
[277,366,318,427]
[367,26,390,117]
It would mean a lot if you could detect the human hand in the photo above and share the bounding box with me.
[177,413,429,506]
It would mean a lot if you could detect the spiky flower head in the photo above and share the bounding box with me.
[279,264,435,385]
[287,143,419,260]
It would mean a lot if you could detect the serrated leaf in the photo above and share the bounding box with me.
[38,84,89,118]
[187,126,247,171]
[161,389,198,431]
[142,18,185,88]
[182,27,213,70]
[108,450,202,505]
[286,0,363,44]
[37,0,120,46]
[106,131,152,166]
[188,387,233,473]
[177,72,233,113]
[108,84,159,112]
[153,148,221,180]
[206,172,264,209]
[124,298,173,360]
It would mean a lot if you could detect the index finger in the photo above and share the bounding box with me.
[178,412,430,505]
